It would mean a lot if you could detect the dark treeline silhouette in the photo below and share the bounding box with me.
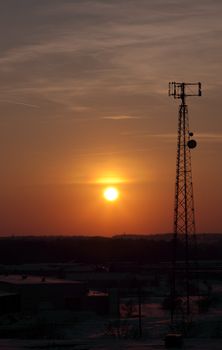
[0,234,221,264]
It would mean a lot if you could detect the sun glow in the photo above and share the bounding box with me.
[103,187,119,202]
[96,176,126,184]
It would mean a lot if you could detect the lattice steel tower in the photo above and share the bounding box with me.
[169,82,201,325]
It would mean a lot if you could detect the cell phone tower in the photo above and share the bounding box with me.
[169,82,201,326]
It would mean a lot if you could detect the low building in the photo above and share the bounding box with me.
[0,275,87,313]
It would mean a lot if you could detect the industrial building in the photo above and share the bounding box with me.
[0,275,87,313]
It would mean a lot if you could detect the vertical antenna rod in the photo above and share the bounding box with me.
[169,82,201,326]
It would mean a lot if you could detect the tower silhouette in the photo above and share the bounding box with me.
[169,82,201,326]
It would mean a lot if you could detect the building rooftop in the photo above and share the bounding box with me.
[0,291,18,297]
[0,275,83,285]
[88,290,108,297]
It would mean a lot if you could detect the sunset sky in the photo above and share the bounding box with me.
[0,0,222,236]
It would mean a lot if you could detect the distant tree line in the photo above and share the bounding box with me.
[0,234,220,264]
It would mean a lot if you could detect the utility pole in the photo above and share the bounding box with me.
[169,82,201,326]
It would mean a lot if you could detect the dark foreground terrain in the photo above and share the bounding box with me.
[0,234,221,349]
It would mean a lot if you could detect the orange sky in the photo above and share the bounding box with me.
[0,0,222,235]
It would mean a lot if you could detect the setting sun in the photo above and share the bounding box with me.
[103,187,119,202]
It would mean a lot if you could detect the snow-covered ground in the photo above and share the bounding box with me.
[0,338,222,349]
[0,270,222,349]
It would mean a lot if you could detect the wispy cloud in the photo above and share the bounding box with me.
[102,115,141,120]
[0,1,221,149]
[196,133,222,141]
[120,131,176,138]
[0,0,221,115]
[120,132,222,143]
[85,149,150,159]
[0,99,40,109]
[150,133,222,142]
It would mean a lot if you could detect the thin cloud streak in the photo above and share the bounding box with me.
[102,115,141,120]
[121,132,222,143]
[0,99,40,109]
[70,148,151,159]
